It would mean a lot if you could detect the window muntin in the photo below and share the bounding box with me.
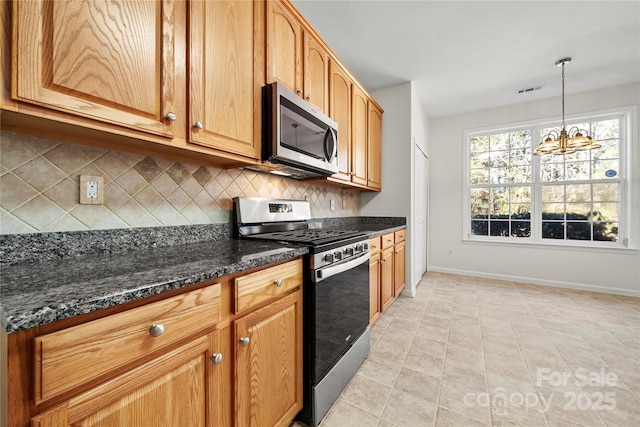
[466,112,628,247]
[469,130,532,238]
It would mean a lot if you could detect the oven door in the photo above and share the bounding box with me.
[311,251,370,382]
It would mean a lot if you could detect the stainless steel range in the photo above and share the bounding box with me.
[233,197,370,426]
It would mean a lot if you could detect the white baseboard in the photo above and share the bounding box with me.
[426,266,640,298]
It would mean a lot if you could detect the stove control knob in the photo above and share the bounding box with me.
[324,253,335,263]
[345,247,354,257]
[355,244,364,253]
[363,243,369,250]
[334,251,343,260]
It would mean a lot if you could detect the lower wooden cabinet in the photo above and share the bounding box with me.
[394,230,406,296]
[235,290,303,427]
[8,259,304,427]
[369,250,381,324]
[379,247,395,312]
[32,332,222,427]
[369,228,407,325]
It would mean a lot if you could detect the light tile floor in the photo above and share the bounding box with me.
[294,272,640,427]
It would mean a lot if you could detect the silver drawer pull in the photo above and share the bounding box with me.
[194,121,204,129]
[274,279,283,287]
[165,112,177,121]
[149,324,165,337]
[240,337,250,347]
[211,353,223,365]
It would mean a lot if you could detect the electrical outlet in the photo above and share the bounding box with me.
[330,199,336,211]
[87,181,98,199]
[80,175,104,205]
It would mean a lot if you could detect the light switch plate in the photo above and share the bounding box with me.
[80,175,104,204]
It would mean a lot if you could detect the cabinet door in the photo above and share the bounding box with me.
[394,242,406,296]
[329,60,352,182]
[266,0,302,94]
[351,86,368,186]
[367,102,383,190]
[189,0,262,159]
[13,0,175,137]
[32,333,223,427]
[236,291,303,427]
[369,252,381,325]
[303,31,329,113]
[380,248,394,311]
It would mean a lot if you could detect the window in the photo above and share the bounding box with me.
[465,108,635,248]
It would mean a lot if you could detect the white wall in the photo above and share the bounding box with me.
[362,82,430,295]
[428,83,640,296]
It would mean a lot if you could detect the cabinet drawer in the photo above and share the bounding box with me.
[35,283,221,404]
[369,236,381,254]
[395,229,406,244]
[235,259,302,313]
[381,232,395,250]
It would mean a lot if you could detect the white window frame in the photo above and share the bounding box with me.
[463,106,638,252]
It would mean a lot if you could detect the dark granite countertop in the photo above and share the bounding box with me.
[0,237,307,333]
[0,217,405,334]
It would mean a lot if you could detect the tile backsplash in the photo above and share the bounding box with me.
[0,131,360,234]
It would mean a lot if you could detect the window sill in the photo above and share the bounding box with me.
[463,237,638,255]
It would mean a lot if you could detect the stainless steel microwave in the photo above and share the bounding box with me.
[252,82,339,179]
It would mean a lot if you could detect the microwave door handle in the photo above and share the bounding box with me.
[315,251,370,283]
[324,128,338,161]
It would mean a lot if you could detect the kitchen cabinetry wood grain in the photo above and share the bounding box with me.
[367,103,383,190]
[235,290,303,427]
[380,246,395,312]
[188,0,263,159]
[329,60,352,182]
[369,237,382,324]
[266,0,303,96]
[31,333,222,427]
[394,230,406,296]
[351,86,369,187]
[12,0,176,138]
[369,229,407,325]
[34,284,221,404]
[303,32,329,113]
[3,0,383,189]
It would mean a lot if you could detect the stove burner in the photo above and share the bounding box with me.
[250,229,366,246]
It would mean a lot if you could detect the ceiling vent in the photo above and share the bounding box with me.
[516,86,542,94]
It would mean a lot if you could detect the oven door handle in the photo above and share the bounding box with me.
[315,252,370,283]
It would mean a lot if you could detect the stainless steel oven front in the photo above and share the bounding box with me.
[299,241,370,426]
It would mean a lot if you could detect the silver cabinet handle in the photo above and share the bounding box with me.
[194,121,204,129]
[166,112,177,121]
[240,337,250,347]
[274,279,283,287]
[296,89,302,95]
[306,96,310,101]
[149,324,165,337]
[211,353,223,365]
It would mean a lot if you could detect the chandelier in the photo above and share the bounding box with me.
[533,58,600,155]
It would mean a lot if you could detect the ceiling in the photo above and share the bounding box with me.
[291,0,640,118]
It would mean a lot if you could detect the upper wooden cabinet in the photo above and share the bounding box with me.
[351,85,368,187]
[12,0,176,138]
[4,0,381,185]
[367,102,383,190]
[329,60,352,181]
[303,32,329,113]
[266,0,303,96]
[266,0,329,114]
[188,0,262,159]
